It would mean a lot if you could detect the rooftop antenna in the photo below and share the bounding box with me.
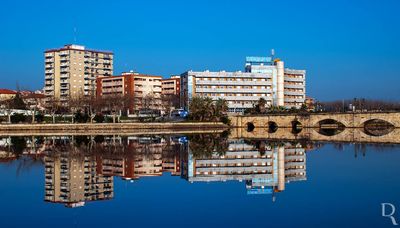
[271,49,275,62]
[73,27,77,43]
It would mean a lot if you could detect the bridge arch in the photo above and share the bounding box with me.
[246,122,255,132]
[291,120,302,134]
[267,121,278,133]
[362,119,394,136]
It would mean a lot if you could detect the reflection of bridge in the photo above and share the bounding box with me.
[230,112,400,128]
[229,127,400,144]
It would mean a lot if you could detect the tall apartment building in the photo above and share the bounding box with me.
[246,57,306,108]
[96,72,162,112]
[180,56,306,112]
[284,69,306,108]
[44,153,114,208]
[44,44,113,104]
[181,139,306,195]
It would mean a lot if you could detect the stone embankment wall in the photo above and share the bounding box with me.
[0,122,227,136]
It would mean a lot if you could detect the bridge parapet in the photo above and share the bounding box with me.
[230,112,400,128]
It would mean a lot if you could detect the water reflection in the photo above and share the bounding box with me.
[182,139,306,197]
[0,134,309,207]
[0,132,398,209]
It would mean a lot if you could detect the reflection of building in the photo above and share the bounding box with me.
[44,44,113,104]
[181,55,306,113]
[182,139,306,197]
[44,153,114,208]
[95,136,181,180]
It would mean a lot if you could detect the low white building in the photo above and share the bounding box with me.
[180,56,306,113]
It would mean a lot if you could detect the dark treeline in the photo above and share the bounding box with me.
[319,98,400,112]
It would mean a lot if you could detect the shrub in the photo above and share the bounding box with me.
[220,116,231,125]
[93,113,105,123]
[35,113,44,123]
[11,113,26,123]
[74,111,89,123]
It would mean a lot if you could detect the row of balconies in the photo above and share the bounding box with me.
[196,158,272,166]
[284,76,304,82]
[205,95,269,101]
[284,84,304,89]
[196,88,272,93]
[191,72,273,79]
[284,98,305,102]
[196,80,272,86]
[195,166,273,173]
[284,91,304,96]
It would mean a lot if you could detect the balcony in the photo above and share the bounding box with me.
[44,86,54,91]
[284,76,304,82]
[45,70,54,74]
[284,91,304,96]
[45,58,54,63]
[284,84,304,89]
[60,63,69,67]
[60,73,69,79]
[60,85,69,90]
[60,67,70,73]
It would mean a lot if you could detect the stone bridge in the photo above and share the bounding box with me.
[229,112,400,129]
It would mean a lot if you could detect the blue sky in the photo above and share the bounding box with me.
[0,0,399,101]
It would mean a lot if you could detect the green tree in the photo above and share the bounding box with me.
[213,98,228,119]
[11,93,26,110]
[189,96,228,122]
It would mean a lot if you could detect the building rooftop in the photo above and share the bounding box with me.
[0,89,17,95]
[245,56,273,65]
[44,44,113,54]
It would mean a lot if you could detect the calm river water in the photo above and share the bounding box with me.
[0,131,399,227]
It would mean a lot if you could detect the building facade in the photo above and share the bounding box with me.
[161,75,180,96]
[44,44,113,104]
[0,89,17,101]
[180,56,306,113]
[96,72,162,112]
